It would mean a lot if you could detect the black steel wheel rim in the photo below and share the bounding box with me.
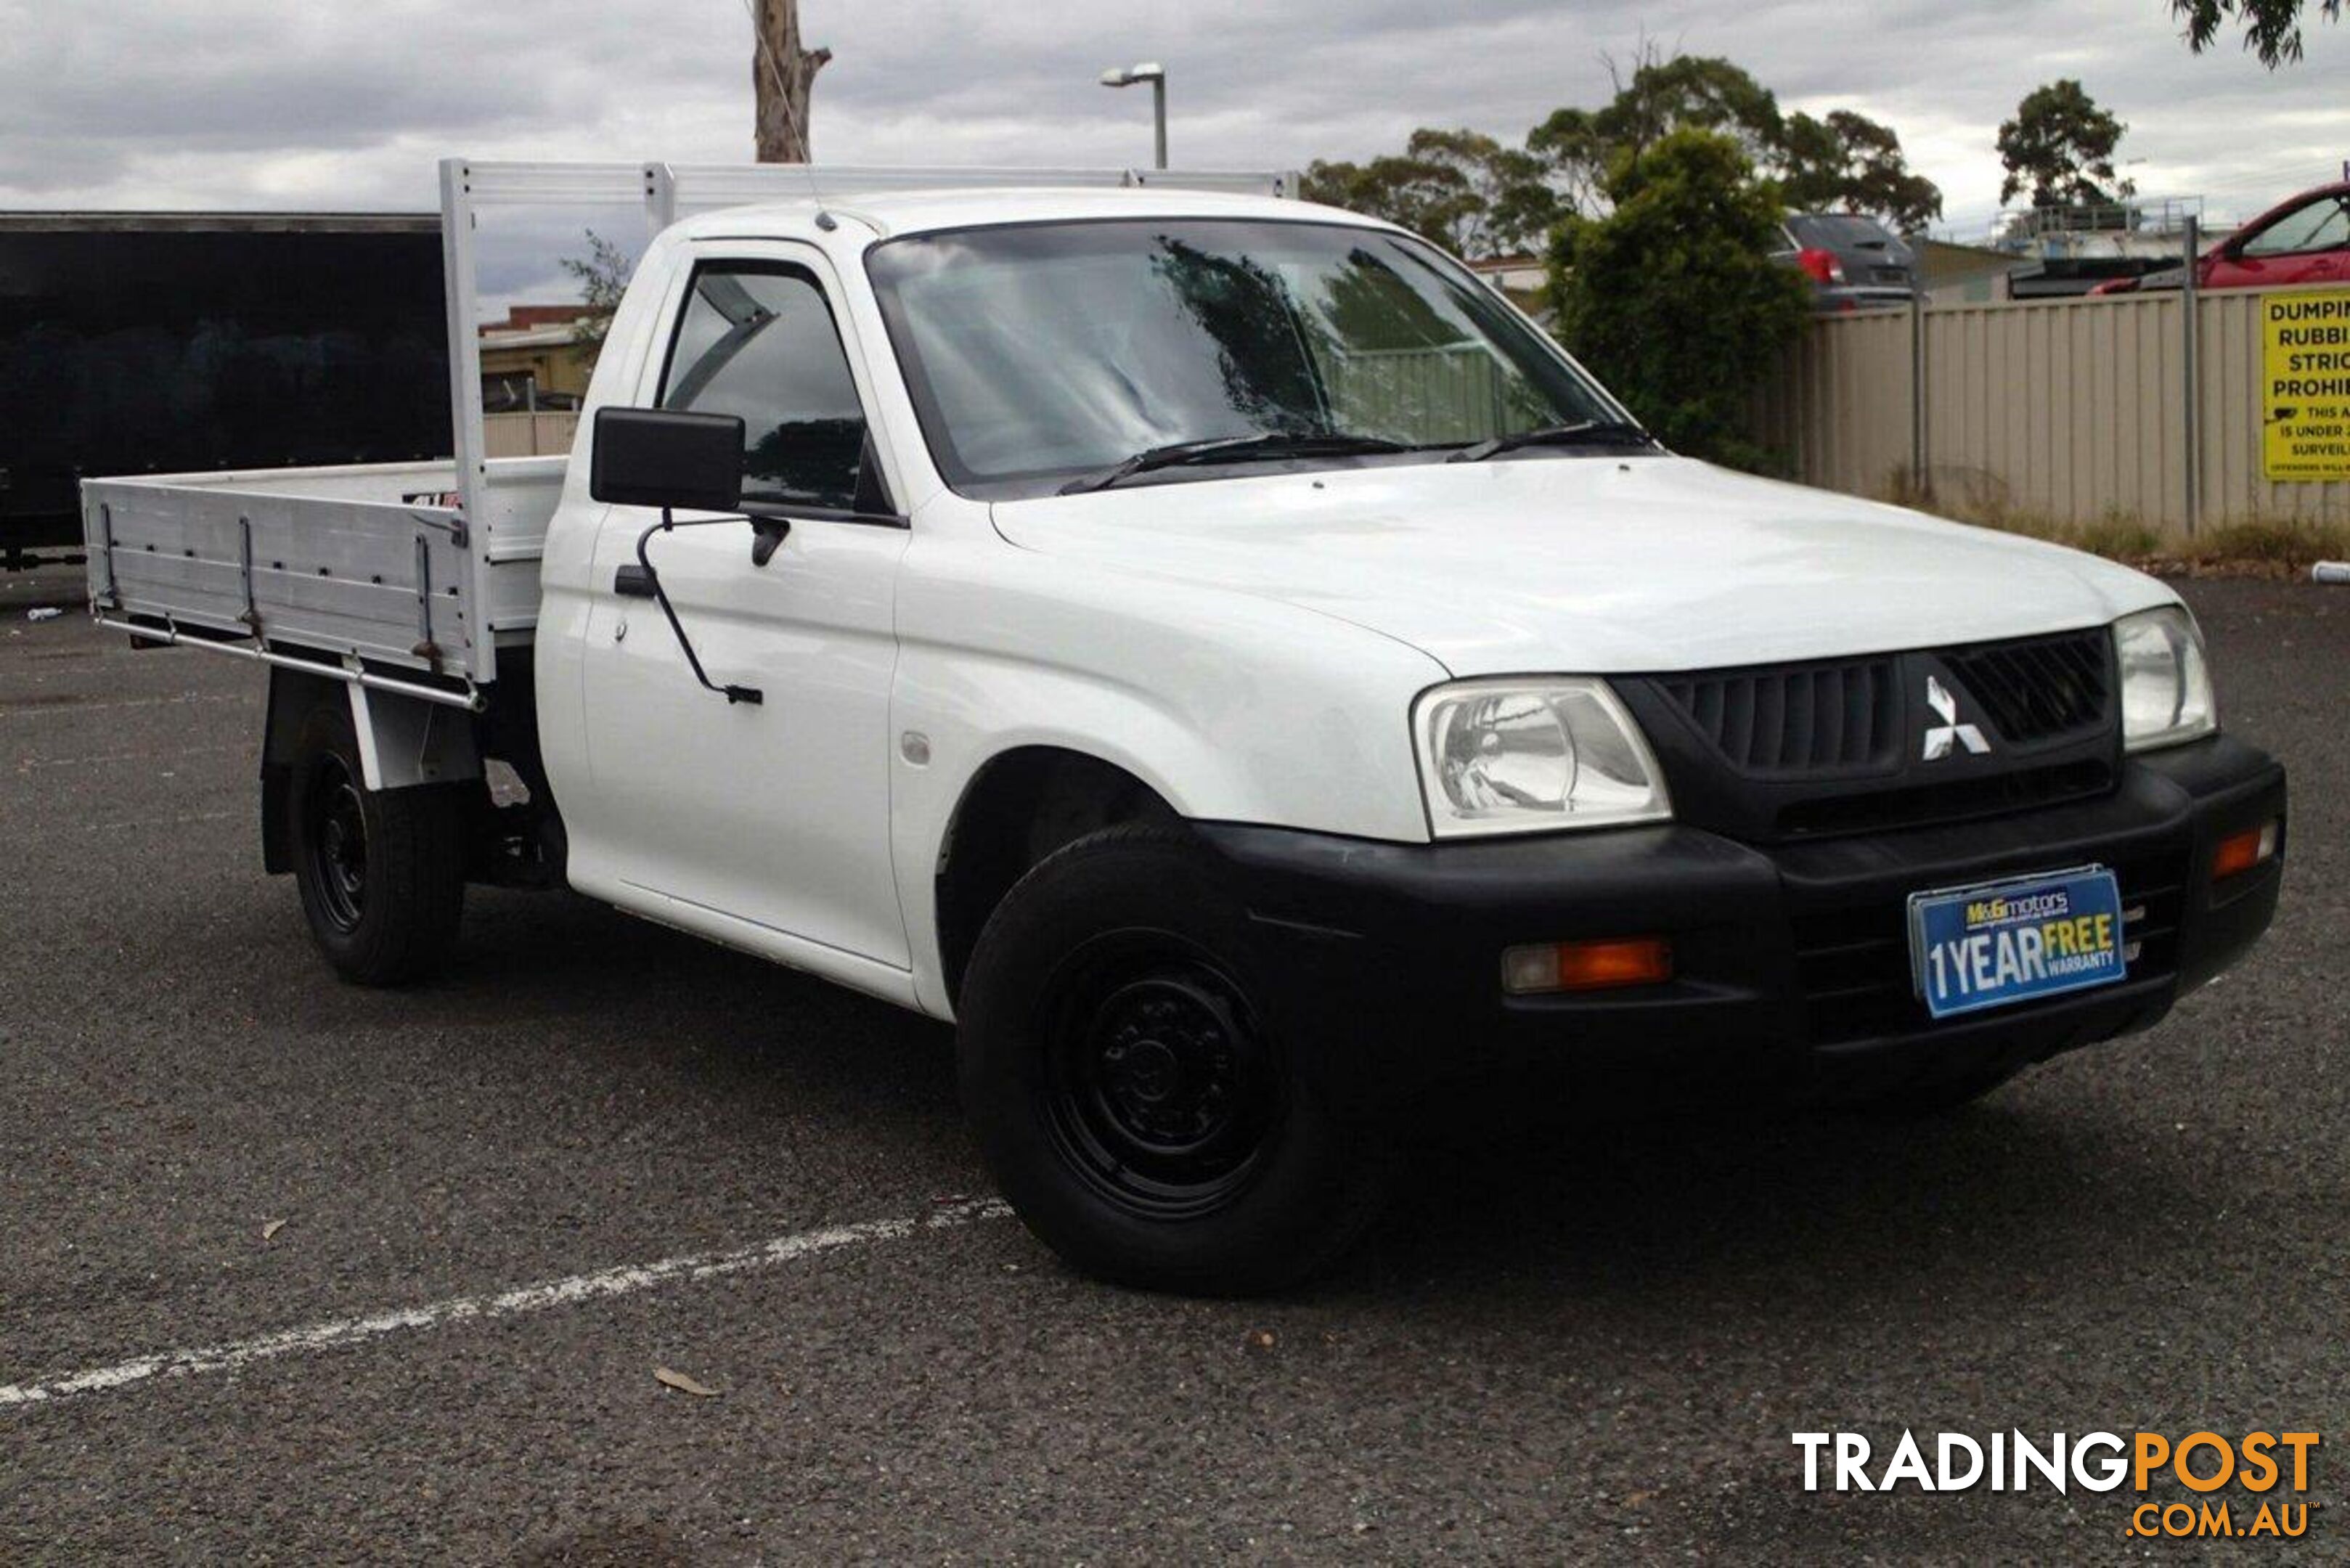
[1037,933,1281,1220]
[306,755,369,933]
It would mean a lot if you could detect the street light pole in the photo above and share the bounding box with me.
[1099,62,1168,170]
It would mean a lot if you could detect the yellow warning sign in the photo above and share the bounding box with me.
[2262,288,2350,481]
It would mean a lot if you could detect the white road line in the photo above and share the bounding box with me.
[0,1199,1012,1410]
[17,742,245,771]
[79,810,234,833]
[0,693,256,722]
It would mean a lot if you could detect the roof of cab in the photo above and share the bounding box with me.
[669,184,1392,243]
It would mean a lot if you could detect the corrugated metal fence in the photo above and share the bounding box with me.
[484,311,2347,536]
[1324,344,1546,444]
[1752,288,2349,534]
[482,363,1533,460]
[482,412,580,459]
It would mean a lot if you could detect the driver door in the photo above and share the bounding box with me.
[575,246,911,968]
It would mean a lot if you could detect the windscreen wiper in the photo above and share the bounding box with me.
[1060,431,1414,494]
[1448,420,1657,462]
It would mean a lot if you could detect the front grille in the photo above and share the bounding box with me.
[1941,629,2110,746]
[1790,855,2183,1045]
[1633,627,2123,842]
[1776,758,2115,838]
[1662,658,1900,774]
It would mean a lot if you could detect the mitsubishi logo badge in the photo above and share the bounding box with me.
[1922,674,1991,761]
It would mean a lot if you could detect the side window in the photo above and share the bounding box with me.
[659,262,868,511]
[2240,197,2350,258]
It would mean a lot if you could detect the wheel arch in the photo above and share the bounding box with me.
[261,669,483,874]
[261,668,340,874]
[931,744,1178,1007]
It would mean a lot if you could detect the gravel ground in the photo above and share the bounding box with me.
[0,565,2341,1563]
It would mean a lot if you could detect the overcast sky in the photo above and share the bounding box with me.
[3,1,2343,262]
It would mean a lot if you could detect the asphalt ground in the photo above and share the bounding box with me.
[1,563,2343,1563]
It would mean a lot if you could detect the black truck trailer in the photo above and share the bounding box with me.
[0,211,449,568]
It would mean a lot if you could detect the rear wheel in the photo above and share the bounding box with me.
[958,825,1382,1294]
[286,695,467,986]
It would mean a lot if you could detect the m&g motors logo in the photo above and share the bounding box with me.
[1795,1429,2321,1540]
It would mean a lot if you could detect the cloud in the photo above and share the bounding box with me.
[1,0,2342,248]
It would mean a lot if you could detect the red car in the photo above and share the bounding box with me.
[2090,181,2350,295]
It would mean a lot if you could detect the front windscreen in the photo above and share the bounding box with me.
[865,218,1621,498]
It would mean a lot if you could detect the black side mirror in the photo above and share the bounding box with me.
[589,407,745,513]
[593,407,766,706]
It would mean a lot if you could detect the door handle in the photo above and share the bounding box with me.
[613,563,657,598]
[752,518,790,566]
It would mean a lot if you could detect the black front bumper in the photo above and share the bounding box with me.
[1196,735,2285,1114]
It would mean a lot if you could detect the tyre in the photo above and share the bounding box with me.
[285,694,468,986]
[957,824,1382,1294]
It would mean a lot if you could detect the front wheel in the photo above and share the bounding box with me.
[286,695,468,986]
[957,825,1382,1294]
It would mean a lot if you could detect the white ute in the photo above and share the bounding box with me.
[84,160,2286,1292]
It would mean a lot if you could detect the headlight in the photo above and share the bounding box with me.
[1412,678,1671,838]
[2113,605,2216,752]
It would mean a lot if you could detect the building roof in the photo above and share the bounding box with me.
[480,324,589,348]
[480,304,596,347]
[1917,238,2033,286]
[491,304,593,331]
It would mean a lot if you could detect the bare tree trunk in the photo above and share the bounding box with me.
[752,0,831,163]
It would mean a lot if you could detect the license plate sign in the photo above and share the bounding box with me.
[1906,867,2126,1020]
